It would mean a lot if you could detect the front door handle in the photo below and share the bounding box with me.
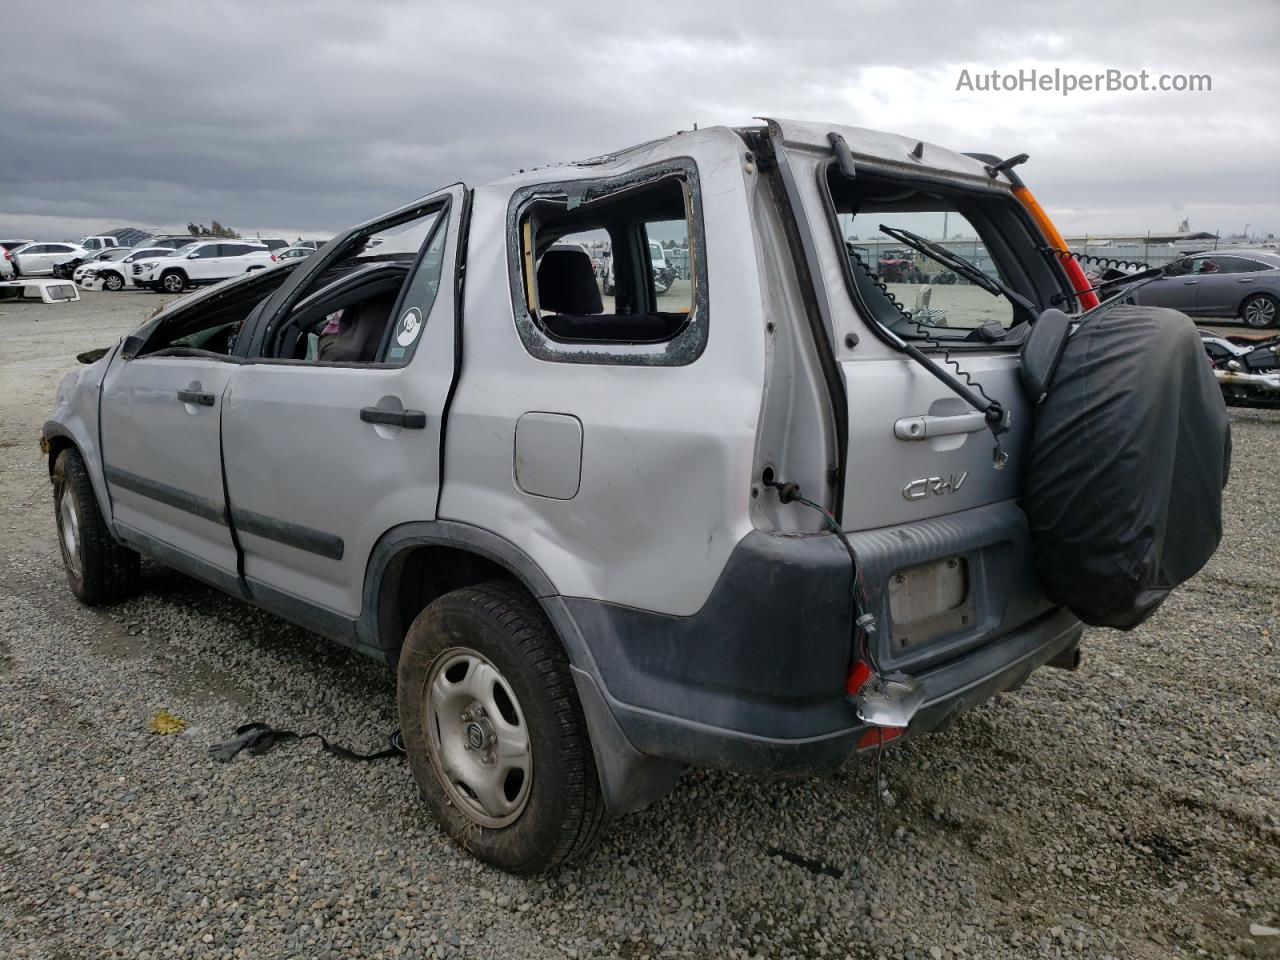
[895,411,987,440]
[360,407,426,429]
[177,389,215,407]
[1237,277,1256,283]
[1183,279,1199,285]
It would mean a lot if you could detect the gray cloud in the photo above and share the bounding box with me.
[4,0,1277,240]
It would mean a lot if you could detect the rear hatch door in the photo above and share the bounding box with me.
[767,118,1057,671]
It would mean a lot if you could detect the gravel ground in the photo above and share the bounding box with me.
[0,290,1277,960]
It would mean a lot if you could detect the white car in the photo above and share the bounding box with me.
[78,235,123,252]
[132,240,275,293]
[77,247,175,291]
[272,246,313,263]
[11,242,89,277]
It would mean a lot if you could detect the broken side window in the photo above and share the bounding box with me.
[508,161,708,366]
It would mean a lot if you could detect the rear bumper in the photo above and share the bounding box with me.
[550,526,1082,812]
[582,602,1079,775]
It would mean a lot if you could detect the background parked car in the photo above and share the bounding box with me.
[77,236,122,252]
[0,239,34,280]
[133,240,274,292]
[272,246,314,263]
[10,242,89,277]
[1126,249,1280,328]
[144,235,203,251]
[77,246,175,291]
[1,239,35,278]
[250,237,289,251]
[57,248,126,280]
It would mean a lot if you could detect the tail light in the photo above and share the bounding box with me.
[271,254,277,261]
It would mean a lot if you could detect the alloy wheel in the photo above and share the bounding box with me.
[1244,296,1277,328]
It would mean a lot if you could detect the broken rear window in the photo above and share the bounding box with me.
[825,168,1040,341]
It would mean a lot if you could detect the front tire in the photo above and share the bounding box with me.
[397,582,605,873]
[1241,293,1278,329]
[52,448,140,605]
[159,270,186,294]
[103,272,125,292]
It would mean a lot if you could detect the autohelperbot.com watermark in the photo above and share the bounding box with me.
[955,67,1211,96]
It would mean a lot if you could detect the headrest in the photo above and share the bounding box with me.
[1020,307,1072,403]
[537,248,602,315]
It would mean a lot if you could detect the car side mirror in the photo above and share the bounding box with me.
[120,335,145,360]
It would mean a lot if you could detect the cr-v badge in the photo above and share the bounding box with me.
[902,472,968,501]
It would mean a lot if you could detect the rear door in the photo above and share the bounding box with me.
[1196,256,1267,317]
[220,184,466,617]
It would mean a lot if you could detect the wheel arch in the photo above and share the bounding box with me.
[362,520,683,814]
[359,520,560,670]
[41,425,77,476]
[1239,289,1279,321]
[40,422,118,552]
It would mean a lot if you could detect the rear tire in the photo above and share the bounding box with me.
[52,448,140,605]
[160,270,186,294]
[397,581,605,873]
[1241,293,1279,329]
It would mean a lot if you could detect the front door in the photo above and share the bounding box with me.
[23,245,54,274]
[183,244,225,282]
[220,184,466,617]
[1138,257,1202,314]
[100,355,241,589]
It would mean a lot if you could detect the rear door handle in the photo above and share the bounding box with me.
[895,411,987,440]
[1183,279,1199,285]
[360,407,426,429]
[1237,277,1256,283]
[176,389,215,406]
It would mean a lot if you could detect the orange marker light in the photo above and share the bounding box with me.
[1012,185,1099,311]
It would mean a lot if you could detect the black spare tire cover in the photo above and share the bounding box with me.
[1024,305,1230,629]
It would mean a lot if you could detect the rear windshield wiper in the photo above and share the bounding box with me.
[878,224,1038,317]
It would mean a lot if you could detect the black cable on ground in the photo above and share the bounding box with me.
[209,722,404,764]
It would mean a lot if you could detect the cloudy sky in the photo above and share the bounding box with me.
[4,0,1277,242]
